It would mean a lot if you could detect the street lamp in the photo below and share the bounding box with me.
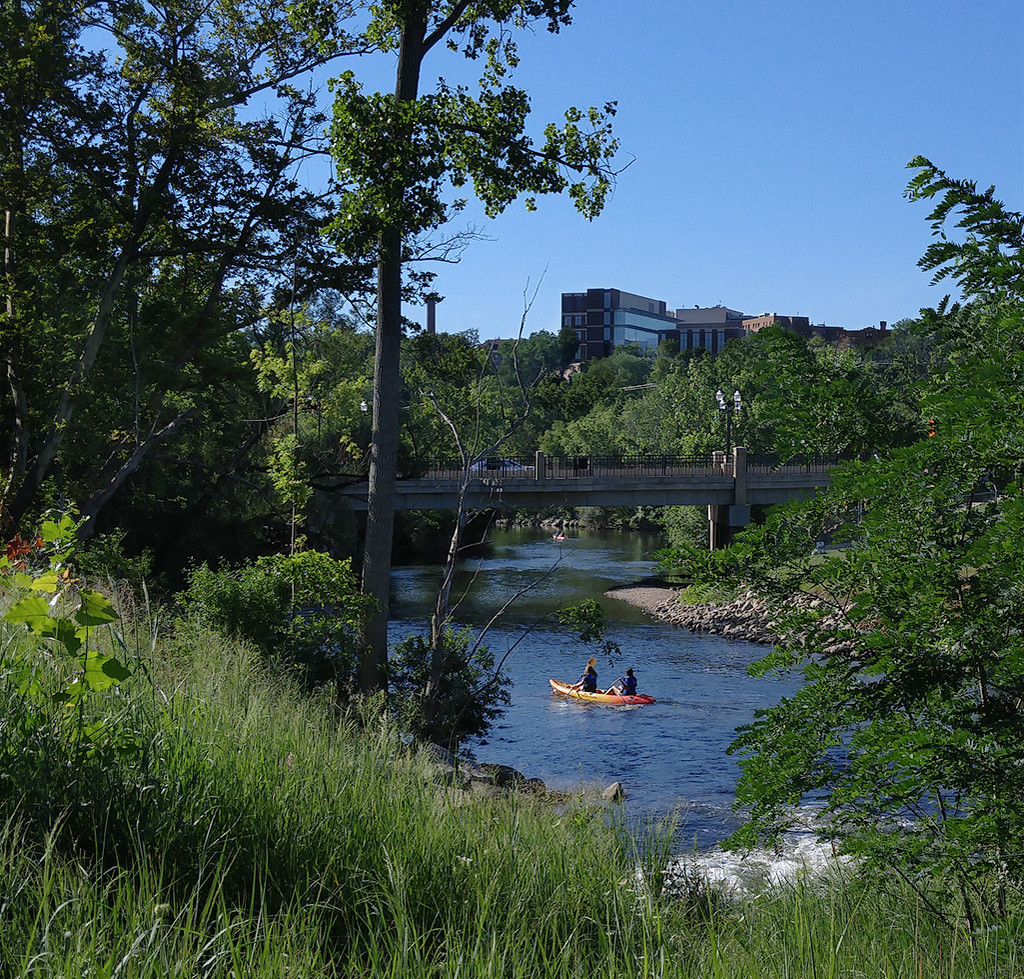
[715,388,742,454]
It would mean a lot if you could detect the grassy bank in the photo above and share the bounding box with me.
[1,598,1020,976]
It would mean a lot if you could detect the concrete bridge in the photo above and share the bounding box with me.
[337,447,841,547]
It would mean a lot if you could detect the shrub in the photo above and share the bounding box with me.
[179,550,371,692]
[389,629,510,748]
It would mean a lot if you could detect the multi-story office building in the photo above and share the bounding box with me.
[561,288,748,361]
[741,313,812,334]
[561,288,680,361]
[672,305,749,355]
[561,288,889,363]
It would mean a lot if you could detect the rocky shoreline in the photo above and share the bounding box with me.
[604,580,780,645]
[424,742,624,803]
[604,579,859,658]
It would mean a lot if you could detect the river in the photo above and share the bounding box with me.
[388,525,801,851]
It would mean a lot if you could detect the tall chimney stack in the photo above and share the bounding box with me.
[426,298,436,334]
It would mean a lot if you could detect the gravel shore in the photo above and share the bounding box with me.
[604,581,779,645]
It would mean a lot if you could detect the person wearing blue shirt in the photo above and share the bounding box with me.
[570,656,599,693]
[607,668,638,697]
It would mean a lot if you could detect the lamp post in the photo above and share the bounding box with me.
[715,388,742,454]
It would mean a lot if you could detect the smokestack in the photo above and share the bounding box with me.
[426,298,436,334]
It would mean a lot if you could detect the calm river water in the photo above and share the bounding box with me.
[388,526,800,850]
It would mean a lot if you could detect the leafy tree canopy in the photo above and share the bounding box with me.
[709,159,1024,929]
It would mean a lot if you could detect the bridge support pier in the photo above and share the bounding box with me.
[707,503,751,548]
[708,446,749,548]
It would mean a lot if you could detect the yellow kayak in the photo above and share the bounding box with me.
[549,678,655,705]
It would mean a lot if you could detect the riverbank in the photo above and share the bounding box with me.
[605,579,779,645]
[605,578,863,668]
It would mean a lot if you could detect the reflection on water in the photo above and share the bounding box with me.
[389,526,799,849]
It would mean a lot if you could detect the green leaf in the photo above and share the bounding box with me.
[40,514,77,544]
[30,571,62,594]
[53,679,87,707]
[83,650,131,691]
[4,595,57,635]
[52,619,82,657]
[74,589,119,628]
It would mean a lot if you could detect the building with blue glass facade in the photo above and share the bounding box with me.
[561,288,749,361]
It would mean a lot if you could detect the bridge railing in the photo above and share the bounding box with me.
[427,457,537,479]
[746,453,852,475]
[422,452,852,481]
[425,454,719,480]
[545,454,716,478]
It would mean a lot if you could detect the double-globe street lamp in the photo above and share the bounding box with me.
[715,388,742,454]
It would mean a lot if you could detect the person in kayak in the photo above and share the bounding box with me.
[607,668,637,697]
[571,657,600,693]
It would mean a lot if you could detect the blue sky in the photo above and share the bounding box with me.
[389,0,1022,339]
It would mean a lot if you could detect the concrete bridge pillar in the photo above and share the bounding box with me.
[708,446,751,548]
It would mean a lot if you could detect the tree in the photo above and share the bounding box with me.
[1,0,365,542]
[718,160,1024,929]
[321,1,621,693]
[249,307,375,550]
[492,326,577,388]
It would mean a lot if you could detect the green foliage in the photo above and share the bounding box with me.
[660,504,714,554]
[179,550,371,691]
[710,161,1024,929]
[4,539,1024,979]
[74,529,159,589]
[541,318,927,462]
[655,536,743,588]
[1,0,365,557]
[401,330,496,464]
[1,514,132,760]
[2,605,1022,976]
[250,315,375,483]
[554,598,621,662]
[906,155,1024,301]
[389,629,510,747]
[326,38,619,261]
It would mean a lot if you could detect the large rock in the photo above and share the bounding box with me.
[421,743,545,796]
[602,781,625,802]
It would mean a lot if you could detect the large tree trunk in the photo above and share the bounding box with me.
[359,225,405,691]
[357,5,428,693]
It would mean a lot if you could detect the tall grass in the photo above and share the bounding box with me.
[0,598,1020,977]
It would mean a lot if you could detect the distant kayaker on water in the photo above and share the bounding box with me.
[570,656,599,693]
[607,668,637,697]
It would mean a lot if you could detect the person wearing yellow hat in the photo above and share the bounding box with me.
[570,656,599,693]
